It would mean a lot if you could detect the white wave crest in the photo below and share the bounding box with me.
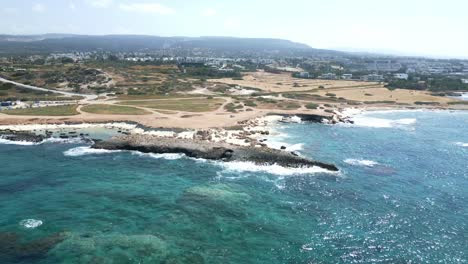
[219,161,338,176]
[131,151,185,160]
[19,219,43,229]
[0,138,38,146]
[266,141,304,152]
[344,159,379,167]
[41,137,86,144]
[64,146,121,157]
[455,142,468,147]
[348,116,417,128]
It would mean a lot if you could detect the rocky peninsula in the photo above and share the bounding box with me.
[92,134,339,171]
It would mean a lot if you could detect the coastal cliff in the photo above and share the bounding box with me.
[92,135,339,171]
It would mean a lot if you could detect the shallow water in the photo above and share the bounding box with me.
[0,110,467,263]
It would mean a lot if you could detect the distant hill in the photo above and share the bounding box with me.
[0,34,342,56]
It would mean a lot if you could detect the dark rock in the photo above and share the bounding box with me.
[0,130,46,143]
[92,135,338,171]
[280,146,287,150]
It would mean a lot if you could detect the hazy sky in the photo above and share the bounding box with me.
[1,0,467,58]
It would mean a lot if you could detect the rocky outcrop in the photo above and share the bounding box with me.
[0,130,46,143]
[268,113,329,123]
[92,135,339,171]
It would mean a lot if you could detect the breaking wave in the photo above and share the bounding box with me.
[0,137,87,146]
[455,142,468,147]
[344,159,379,167]
[19,219,43,229]
[347,116,417,128]
[0,138,38,146]
[63,146,185,160]
[63,146,122,157]
[218,161,338,176]
[131,152,185,160]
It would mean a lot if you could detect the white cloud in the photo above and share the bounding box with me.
[224,18,241,30]
[69,1,76,10]
[119,3,175,15]
[2,7,18,14]
[86,0,113,8]
[32,3,46,13]
[202,8,217,17]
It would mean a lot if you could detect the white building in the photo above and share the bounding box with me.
[361,74,384,82]
[298,72,310,78]
[320,73,337,80]
[342,74,353,80]
[394,73,409,80]
[462,79,468,84]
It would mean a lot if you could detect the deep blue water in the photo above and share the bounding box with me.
[0,110,467,263]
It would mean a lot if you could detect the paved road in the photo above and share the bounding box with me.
[0,77,98,101]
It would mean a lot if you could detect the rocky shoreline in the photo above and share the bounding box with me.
[92,135,339,171]
[0,130,46,143]
[1,113,343,171]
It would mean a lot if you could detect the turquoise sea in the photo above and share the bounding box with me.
[0,110,467,263]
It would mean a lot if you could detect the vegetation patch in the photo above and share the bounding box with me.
[1,105,79,116]
[305,103,319,109]
[447,101,468,105]
[414,101,440,105]
[121,98,224,112]
[224,103,244,112]
[363,100,397,104]
[81,104,151,115]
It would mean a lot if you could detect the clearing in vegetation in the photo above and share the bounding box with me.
[81,104,151,115]
[1,105,79,116]
[120,98,225,112]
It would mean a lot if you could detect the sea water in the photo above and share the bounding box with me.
[0,110,467,263]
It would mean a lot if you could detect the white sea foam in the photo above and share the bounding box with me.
[0,138,38,146]
[63,146,121,157]
[455,142,468,147]
[346,116,417,128]
[219,161,338,176]
[41,137,86,144]
[266,141,304,152]
[19,219,43,229]
[344,159,379,167]
[131,151,185,160]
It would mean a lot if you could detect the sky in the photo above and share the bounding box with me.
[0,0,467,59]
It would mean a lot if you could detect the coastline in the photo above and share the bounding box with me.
[1,105,467,172]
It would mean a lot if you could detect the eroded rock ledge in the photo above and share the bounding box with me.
[92,135,339,171]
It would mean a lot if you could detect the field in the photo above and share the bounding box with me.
[120,98,225,112]
[1,105,79,116]
[209,71,380,93]
[314,87,454,104]
[81,104,151,115]
[0,83,83,101]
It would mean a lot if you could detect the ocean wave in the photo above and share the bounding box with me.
[41,137,87,144]
[0,138,38,146]
[344,159,379,167]
[218,161,338,176]
[346,116,417,128]
[455,142,468,147]
[266,141,304,152]
[19,219,43,229]
[131,151,185,160]
[63,146,122,157]
[0,137,88,146]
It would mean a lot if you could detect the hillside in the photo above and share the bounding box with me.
[0,34,341,56]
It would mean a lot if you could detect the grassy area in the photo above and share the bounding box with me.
[81,104,151,115]
[116,94,204,100]
[0,83,84,101]
[448,101,468,105]
[1,105,79,116]
[121,98,225,112]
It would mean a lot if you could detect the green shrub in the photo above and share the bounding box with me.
[305,103,319,109]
